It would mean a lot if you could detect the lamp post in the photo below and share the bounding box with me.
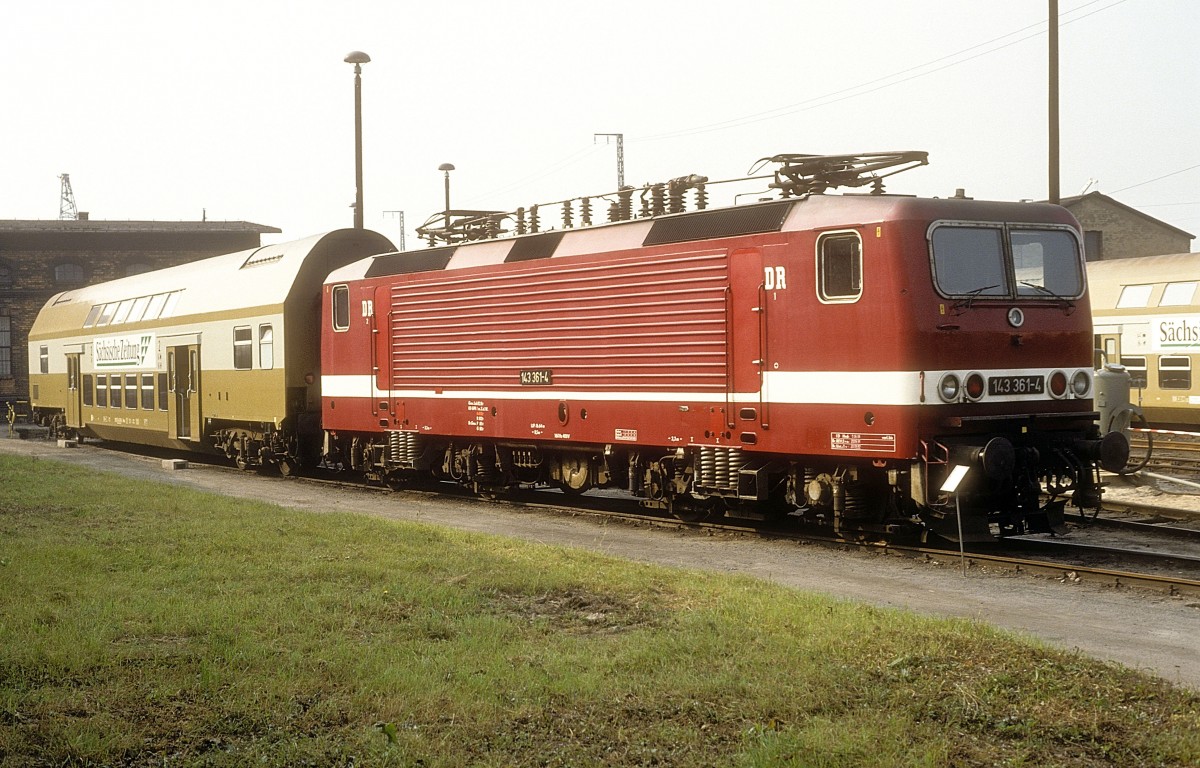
[438,162,455,233]
[345,50,371,229]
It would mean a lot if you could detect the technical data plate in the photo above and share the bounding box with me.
[830,432,897,452]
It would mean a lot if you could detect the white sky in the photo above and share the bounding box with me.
[2,0,1196,248]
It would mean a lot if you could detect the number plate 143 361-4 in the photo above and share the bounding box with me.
[988,375,1045,396]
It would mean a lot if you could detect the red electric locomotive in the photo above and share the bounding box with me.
[319,153,1127,540]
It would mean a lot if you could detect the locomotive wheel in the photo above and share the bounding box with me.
[558,455,593,495]
[671,498,713,523]
[278,457,298,477]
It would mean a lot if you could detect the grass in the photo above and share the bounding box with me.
[0,453,1198,767]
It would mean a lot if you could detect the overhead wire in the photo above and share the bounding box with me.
[635,0,1128,143]
[463,0,1132,205]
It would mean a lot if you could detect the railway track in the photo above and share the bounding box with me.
[49,439,1200,600]
[1129,429,1200,475]
[357,472,1200,599]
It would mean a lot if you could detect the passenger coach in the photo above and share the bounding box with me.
[28,229,393,472]
[1090,251,1200,431]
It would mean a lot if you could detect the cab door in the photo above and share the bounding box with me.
[168,344,201,440]
[729,248,768,434]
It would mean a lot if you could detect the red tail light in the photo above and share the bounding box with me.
[1049,370,1068,398]
[965,372,986,401]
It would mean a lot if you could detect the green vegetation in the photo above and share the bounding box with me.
[0,453,1197,767]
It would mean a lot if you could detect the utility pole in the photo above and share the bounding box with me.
[594,133,624,189]
[383,210,406,251]
[1048,0,1060,204]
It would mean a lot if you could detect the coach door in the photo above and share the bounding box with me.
[168,344,201,440]
[1096,332,1121,369]
[65,353,82,429]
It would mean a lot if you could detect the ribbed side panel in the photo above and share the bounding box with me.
[388,250,729,391]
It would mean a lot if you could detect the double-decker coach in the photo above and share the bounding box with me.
[29,229,393,472]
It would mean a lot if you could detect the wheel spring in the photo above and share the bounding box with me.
[698,447,717,488]
[698,447,744,491]
[843,480,871,515]
[387,431,420,467]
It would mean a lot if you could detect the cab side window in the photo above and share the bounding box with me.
[817,232,863,302]
[332,285,351,331]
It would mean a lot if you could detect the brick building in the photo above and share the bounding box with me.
[0,219,279,406]
[1058,191,1194,262]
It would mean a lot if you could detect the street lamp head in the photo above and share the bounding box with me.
[438,163,455,172]
[344,50,371,65]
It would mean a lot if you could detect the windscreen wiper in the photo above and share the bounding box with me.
[1019,281,1076,314]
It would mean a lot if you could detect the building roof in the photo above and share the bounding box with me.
[1056,191,1194,239]
[0,219,281,234]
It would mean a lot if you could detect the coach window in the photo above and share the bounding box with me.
[38,345,48,374]
[1120,356,1147,388]
[1116,284,1153,309]
[83,375,93,406]
[332,285,351,331]
[145,293,168,320]
[124,374,138,409]
[96,374,108,407]
[817,232,863,302]
[141,374,155,410]
[83,305,103,328]
[127,296,151,323]
[111,299,136,325]
[259,324,274,370]
[161,291,182,318]
[1160,282,1198,306]
[110,375,123,408]
[234,326,253,370]
[1159,356,1192,390]
[96,302,119,327]
[930,225,1008,298]
[158,373,169,411]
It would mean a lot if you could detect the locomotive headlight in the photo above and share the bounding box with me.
[964,372,986,402]
[1071,369,1091,398]
[938,373,961,403]
[1048,370,1068,399]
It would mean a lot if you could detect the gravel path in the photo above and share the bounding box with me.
[4,435,1199,690]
